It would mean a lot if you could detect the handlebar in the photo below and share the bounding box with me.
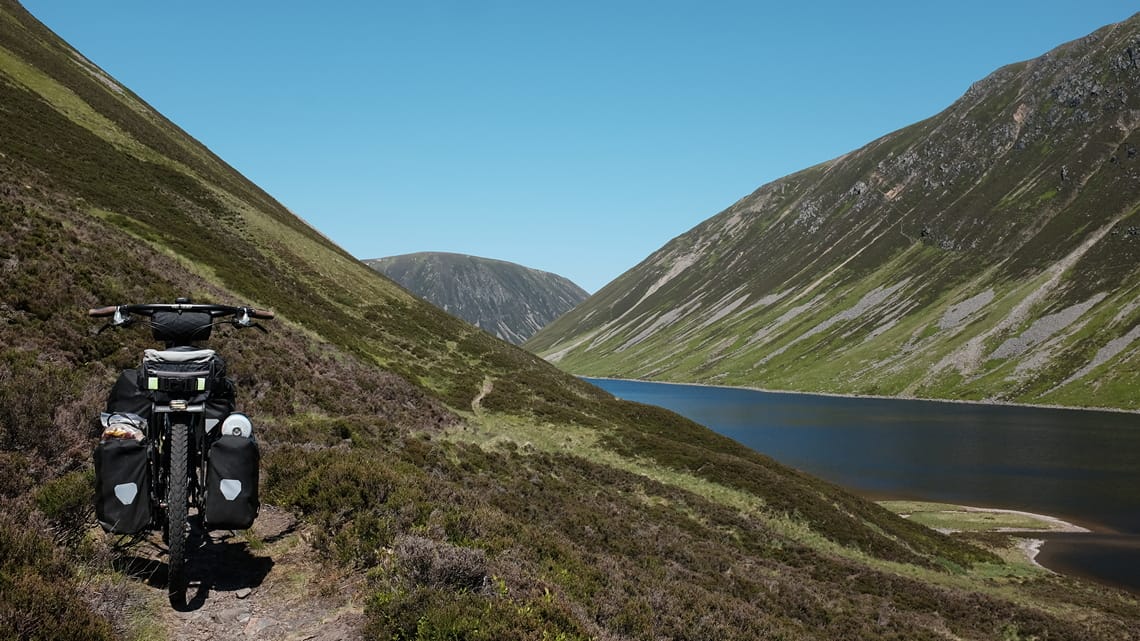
[89,302,274,336]
[88,303,274,319]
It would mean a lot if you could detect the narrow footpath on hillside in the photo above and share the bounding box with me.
[112,506,364,641]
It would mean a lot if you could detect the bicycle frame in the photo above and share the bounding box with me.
[148,404,207,528]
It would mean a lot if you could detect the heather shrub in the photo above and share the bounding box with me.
[394,535,487,591]
[0,511,113,641]
[366,587,591,641]
[35,468,94,548]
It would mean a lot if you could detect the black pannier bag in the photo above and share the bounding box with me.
[94,437,151,534]
[106,369,152,418]
[203,435,260,530]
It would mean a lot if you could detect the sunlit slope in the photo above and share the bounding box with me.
[529,14,1140,410]
[0,0,579,415]
[3,1,1140,638]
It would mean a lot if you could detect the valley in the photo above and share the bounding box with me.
[1,1,1139,639]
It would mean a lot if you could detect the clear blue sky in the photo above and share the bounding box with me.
[22,1,1137,293]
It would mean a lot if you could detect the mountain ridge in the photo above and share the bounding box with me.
[365,251,588,344]
[2,1,1139,638]
[528,13,1140,411]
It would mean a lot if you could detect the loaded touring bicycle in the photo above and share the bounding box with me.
[90,299,272,603]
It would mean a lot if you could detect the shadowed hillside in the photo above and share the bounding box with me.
[2,1,1139,639]
[365,252,588,344]
[529,14,1140,411]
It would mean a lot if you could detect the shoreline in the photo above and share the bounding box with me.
[953,505,1090,534]
[1017,538,1047,566]
[876,500,1093,570]
[582,375,1140,416]
[877,500,1095,535]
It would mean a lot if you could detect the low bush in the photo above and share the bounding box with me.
[34,468,94,548]
[0,510,113,641]
[395,535,487,592]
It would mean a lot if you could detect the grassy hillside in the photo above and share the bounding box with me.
[528,14,1140,411]
[2,1,1139,639]
[364,252,588,345]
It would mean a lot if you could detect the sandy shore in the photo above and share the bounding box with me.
[955,505,1091,533]
[958,505,1087,569]
[882,501,1093,569]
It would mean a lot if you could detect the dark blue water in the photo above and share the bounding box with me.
[587,378,1140,591]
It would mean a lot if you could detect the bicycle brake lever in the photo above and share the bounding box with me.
[98,312,134,333]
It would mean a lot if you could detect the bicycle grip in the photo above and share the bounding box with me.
[88,306,118,317]
[249,308,275,320]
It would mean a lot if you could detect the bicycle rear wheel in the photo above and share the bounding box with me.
[166,420,190,604]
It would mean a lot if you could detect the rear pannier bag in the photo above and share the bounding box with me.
[203,435,260,530]
[94,438,151,534]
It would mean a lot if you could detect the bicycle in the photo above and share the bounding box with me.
[90,298,273,604]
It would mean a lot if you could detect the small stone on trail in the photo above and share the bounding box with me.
[213,606,247,624]
[236,587,253,599]
[244,616,278,636]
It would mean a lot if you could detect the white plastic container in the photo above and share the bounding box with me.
[221,413,253,438]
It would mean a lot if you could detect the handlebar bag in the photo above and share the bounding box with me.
[142,349,221,396]
[203,434,260,530]
[94,438,151,534]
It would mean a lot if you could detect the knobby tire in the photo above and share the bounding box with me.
[167,420,190,605]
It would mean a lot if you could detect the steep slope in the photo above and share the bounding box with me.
[529,14,1140,411]
[2,2,1138,639]
[364,252,588,344]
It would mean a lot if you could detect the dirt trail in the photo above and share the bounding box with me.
[471,376,493,414]
[123,506,364,640]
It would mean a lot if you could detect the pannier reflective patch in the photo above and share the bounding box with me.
[220,479,242,501]
[147,375,208,392]
[114,482,138,505]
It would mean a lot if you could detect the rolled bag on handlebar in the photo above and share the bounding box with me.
[151,311,213,344]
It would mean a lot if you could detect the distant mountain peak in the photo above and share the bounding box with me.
[364,252,588,344]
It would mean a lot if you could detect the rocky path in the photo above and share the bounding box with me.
[125,506,364,640]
